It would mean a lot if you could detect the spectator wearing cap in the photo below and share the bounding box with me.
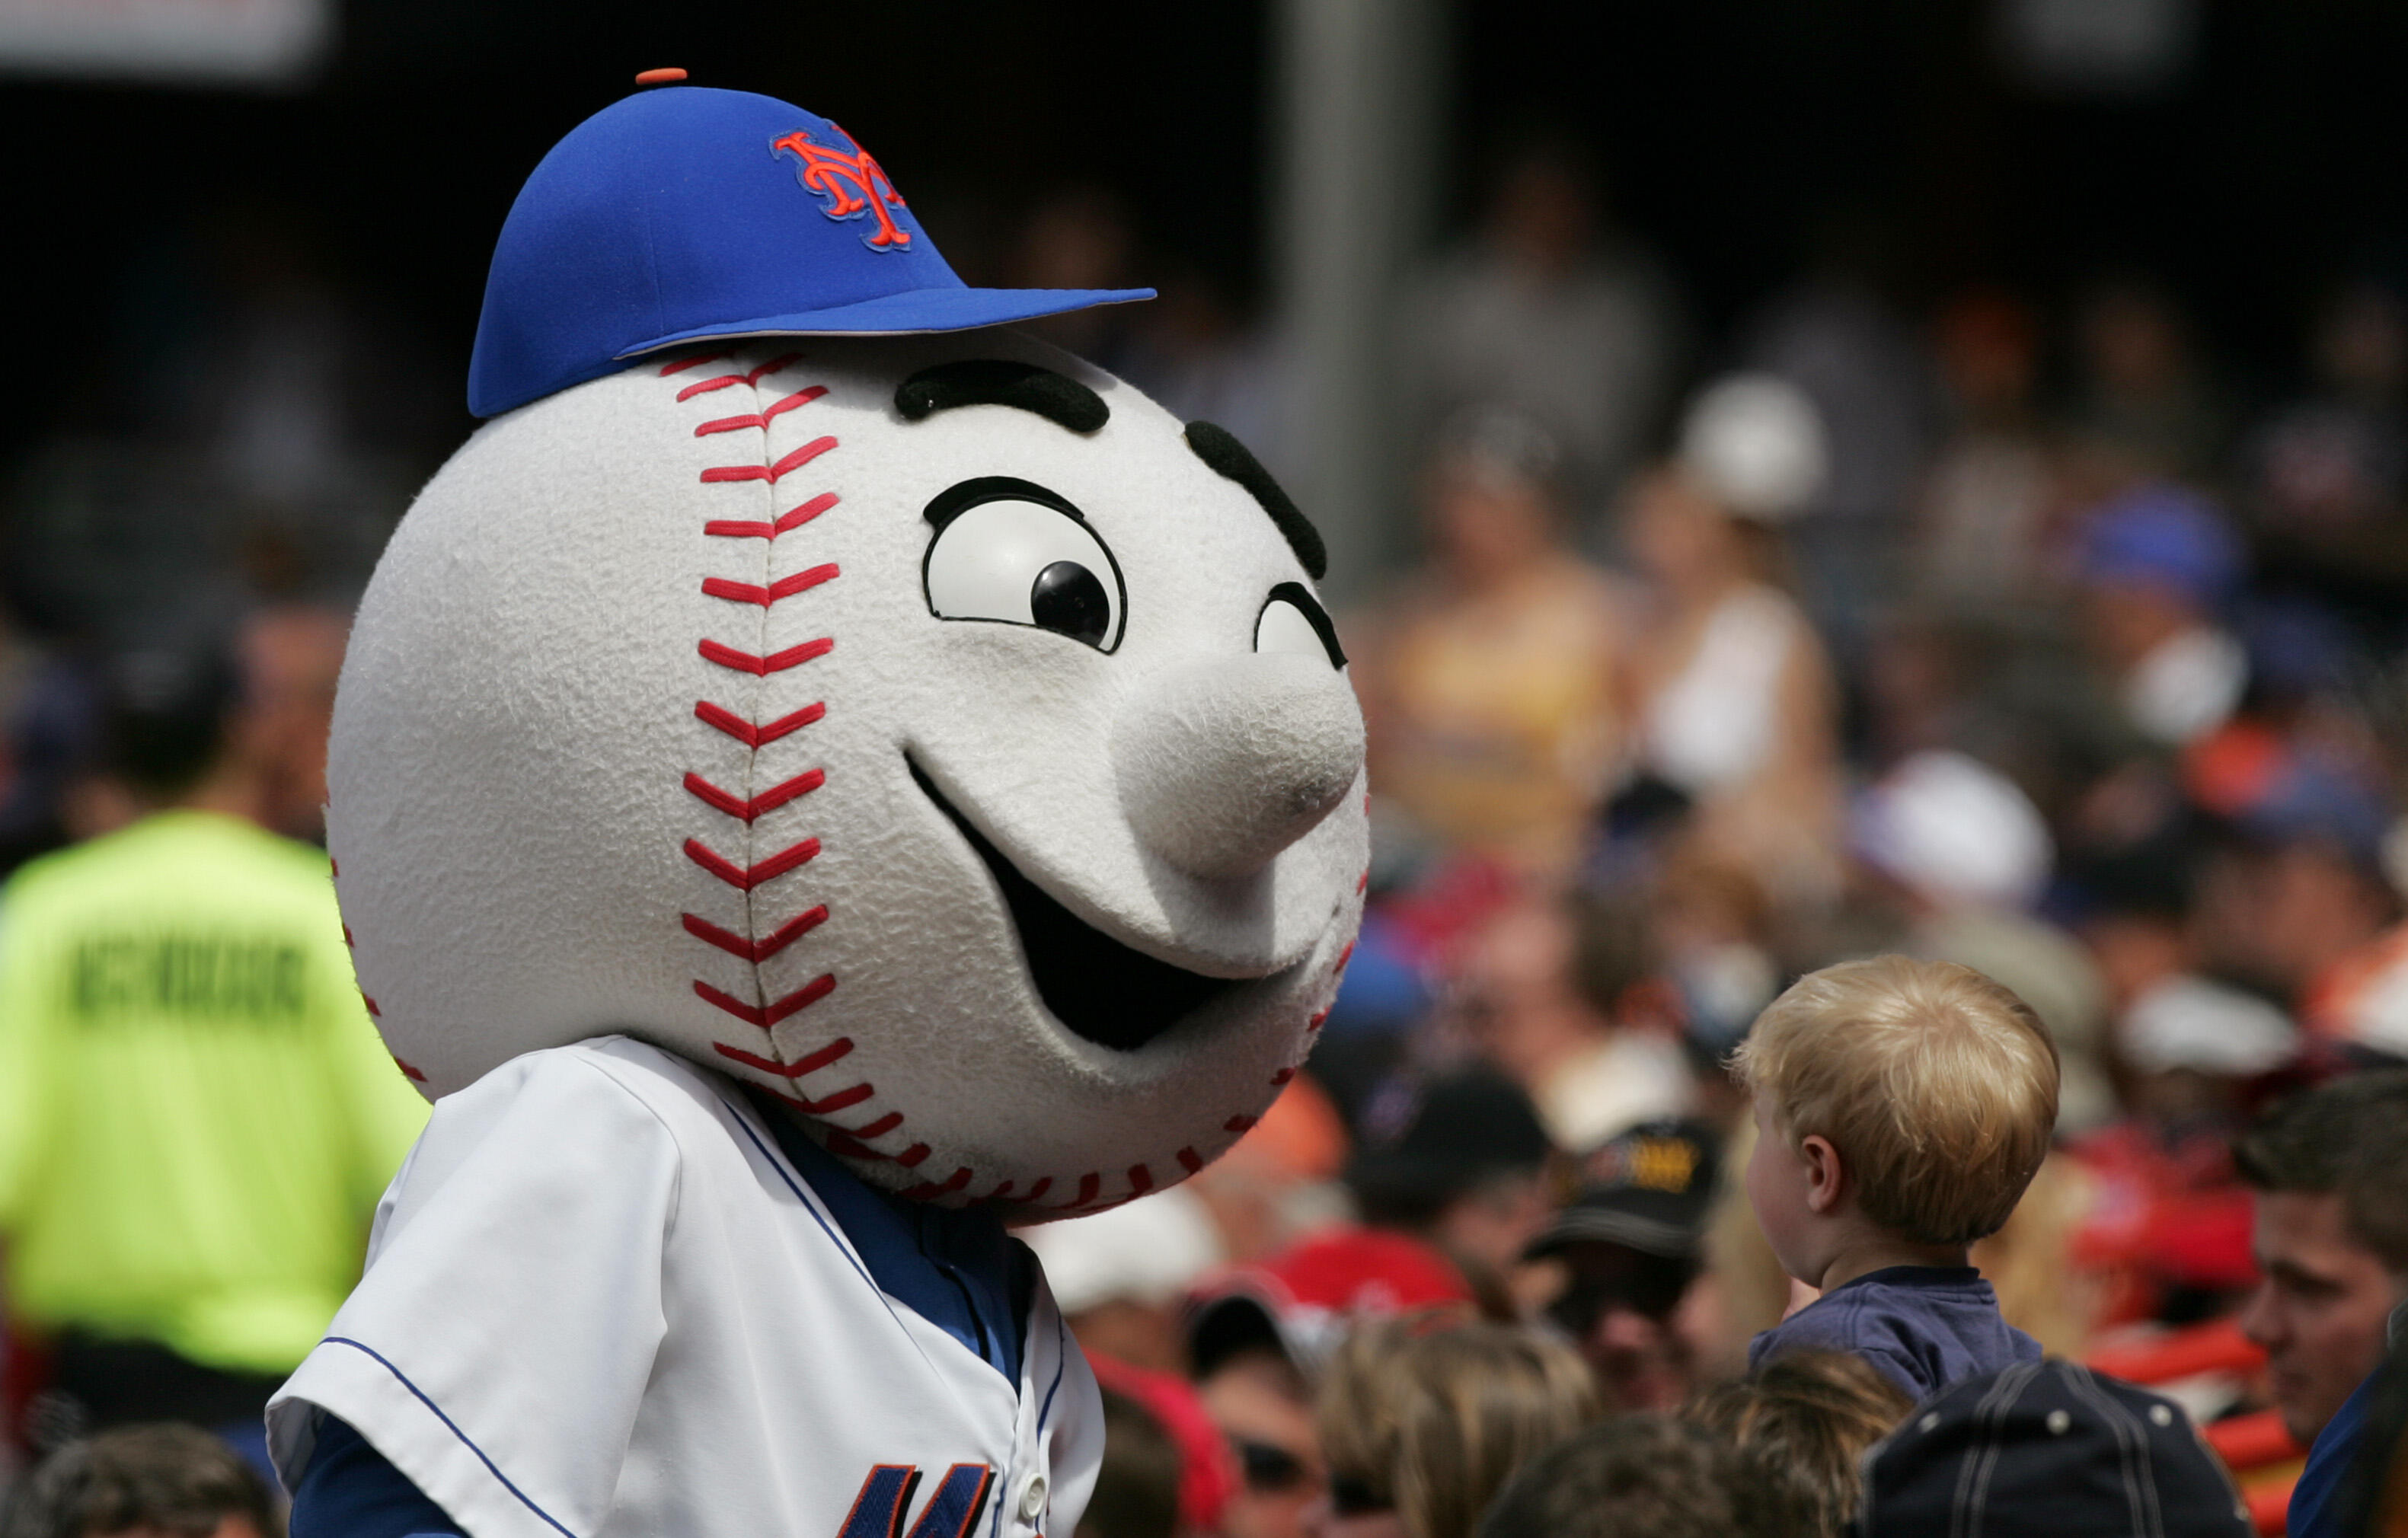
[1343,1068,1558,1319]
[1349,405,1630,877]
[2189,755,2400,1032]
[2064,970,2291,1318]
[1193,1332,1324,1538]
[2077,482,2248,747]
[2057,828,2275,1313]
[0,641,426,1471]
[2232,1071,2408,1537]
[1526,1118,1720,1410]
[1627,375,1843,909]
[1185,1070,1552,1403]
[1859,1359,2253,1537]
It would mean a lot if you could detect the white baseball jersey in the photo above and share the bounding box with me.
[267,1037,1101,1538]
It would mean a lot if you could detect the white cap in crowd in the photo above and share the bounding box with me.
[1020,1185,1227,1316]
[2120,974,2298,1077]
[1678,372,1828,522]
[1853,750,2055,913]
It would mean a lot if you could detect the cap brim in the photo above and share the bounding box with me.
[616,286,1156,358]
[1525,1208,1700,1261]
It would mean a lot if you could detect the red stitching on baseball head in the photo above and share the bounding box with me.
[899,1166,974,1202]
[698,637,833,675]
[701,564,840,608]
[695,700,823,747]
[675,353,802,401]
[684,769,826,823]
[694,975,837,1027]
[694,385,828,436]
[697,436,837,484]
[683,908,827,962]
[684,835,822,890]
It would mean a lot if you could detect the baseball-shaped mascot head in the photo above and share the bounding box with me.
[328,87,1367,1218]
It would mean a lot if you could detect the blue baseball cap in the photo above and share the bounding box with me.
[2077,482,2245,610]
[468,85,1154,417]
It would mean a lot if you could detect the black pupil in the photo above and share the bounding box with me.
[1030,560,1110,646]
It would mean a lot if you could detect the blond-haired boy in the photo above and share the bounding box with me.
[1733,956,2058,1396]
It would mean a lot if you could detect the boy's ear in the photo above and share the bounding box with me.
[1799,1133,1846,1214]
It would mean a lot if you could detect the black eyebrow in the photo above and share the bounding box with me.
[922,475,1087,530]
[1183,422,1327,579]
[894,360,1109,434]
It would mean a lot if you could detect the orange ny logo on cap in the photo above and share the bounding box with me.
[771,125,911,250]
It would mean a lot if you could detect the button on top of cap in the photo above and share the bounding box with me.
[634,67,688,85]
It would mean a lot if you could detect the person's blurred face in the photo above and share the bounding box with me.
[1490,158,1593,278]
[2081,912,2190,1016]
[1432,1169,1554,1279]
[1301,1487,1409,1538]
[2316,286,2406,397]
[1550,1241,1703,1409]
[2081,581,2196,675]
[1426,460,1557,588]
[2237,1191,2403,1445]
[1204,1353,1325,1538]
[2129,1066,2246,1130]
[1627,469,1738,597]
[235,605,349,836]
[1937,302,2037,420]
[2084,288,2187,396]
[2199,842,2393,1000]
[1457,900,1589,1081]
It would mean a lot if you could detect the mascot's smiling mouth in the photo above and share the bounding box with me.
[908,758,1244,1051]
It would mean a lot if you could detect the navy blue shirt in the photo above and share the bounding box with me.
[1749,1265,2039,1397]
[2286,1369,2374,1538]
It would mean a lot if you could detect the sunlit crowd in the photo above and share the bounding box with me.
[4,134,2408,1538]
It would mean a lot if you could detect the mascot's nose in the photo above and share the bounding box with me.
[1115,653,1365,881]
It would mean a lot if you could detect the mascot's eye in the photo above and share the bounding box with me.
[922,478,1126,651]
[1255,582,1346,668]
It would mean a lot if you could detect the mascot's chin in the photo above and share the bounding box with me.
[266,80,1365,1538]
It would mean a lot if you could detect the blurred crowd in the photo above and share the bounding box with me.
[8,130,2408,1538]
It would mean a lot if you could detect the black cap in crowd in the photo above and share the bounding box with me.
[1346,1068,1554,1224]
[1527,1118,1720,1262]
[1862,1360,2253,1538]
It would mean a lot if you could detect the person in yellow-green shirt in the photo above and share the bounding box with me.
[0,641,427,1466]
